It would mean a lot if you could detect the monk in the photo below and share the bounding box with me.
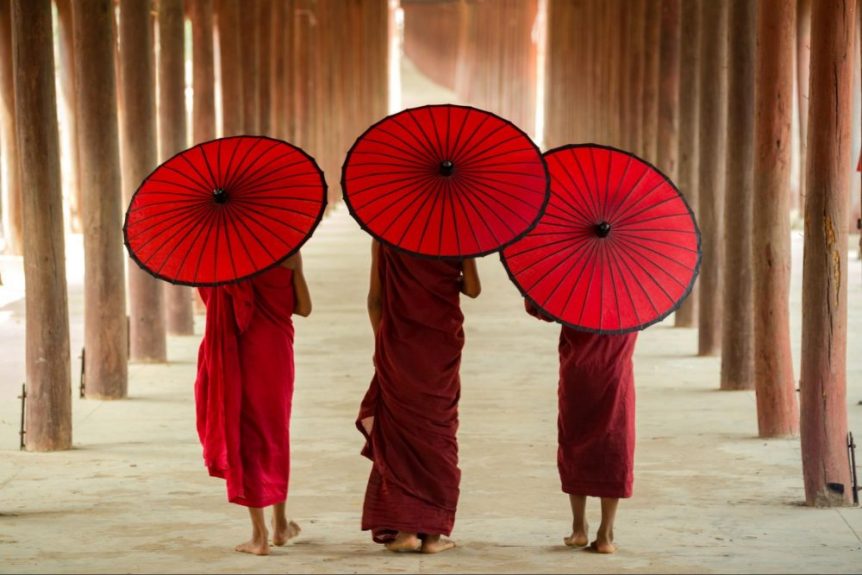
[357,239,481,554]
[526,300,637,554]
[195,252,311,556]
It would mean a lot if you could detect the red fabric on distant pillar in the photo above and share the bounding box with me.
[195,266,296,507]
[526,301,637,499]
[357,245,464,542]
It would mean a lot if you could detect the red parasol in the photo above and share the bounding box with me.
[341,104,549,258]
[124,136,327,286]
[501,144,701,334]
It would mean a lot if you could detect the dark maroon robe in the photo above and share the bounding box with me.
[195,266,296,507]
[527,301,637,498]
[357,245,464,542]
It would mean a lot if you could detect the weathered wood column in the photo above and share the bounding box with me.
[0,1,21,255]
[796,0,812,213]
[720,0,755,391]
[641,0,660,163]
[626,0,647,155]
[73,0,129,399]
[800,0,856,506]
[753,0,798,435]
[696,0,727,357]
[674,0,700,328]
[12,0,72,449]
[120,0,167,363]
[240,0,259,133]
[158,0,194,336]
[256,0,271,134]
[271,0,288,140]
[657,0,680,181]
[55,0,83,234]
[217,0,243,136]
[191,0,216,143]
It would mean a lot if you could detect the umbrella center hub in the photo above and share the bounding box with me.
[213,188,228,204]
[596,221,611,238]
[439,160,455,177]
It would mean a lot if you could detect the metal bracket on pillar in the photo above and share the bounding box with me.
[18,383,26,451]
[849,432,859,506]
[79,347,86,398]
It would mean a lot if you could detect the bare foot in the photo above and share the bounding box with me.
[589,530,616,554]
[272,519,301,546]
[235,533,270,556]
[564,522,589,547]
[421,534,456,554]
[385,532,421,553]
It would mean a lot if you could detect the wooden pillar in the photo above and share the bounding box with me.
[271,0,287,140]
[0,1,21,255]
[657,0,680,181]
[216,0,243,136]
[120,0,167,363]
[544,0,585,148]
[720,0,755,391]
[642,0,660,163]
[54,0,83,234]
[240,0,259,133]
[256,0,271,134]
[12,0,72,449]
[627,0,647,155]
[158,0,194,336]
[191,0,216,143]
[800,0,856,506]
[674,0,700,328]
[73,0,128,399]
[696,0,727,357]
[752,0,798,434]
[796,0,811,213]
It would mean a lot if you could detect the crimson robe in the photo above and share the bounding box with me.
[526,301,637,499]
[357,245,465,542]
[195,266,296,508]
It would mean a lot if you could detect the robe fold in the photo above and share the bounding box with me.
[195,266,296,508]
[526,301,637,499]
[357,246,464,542]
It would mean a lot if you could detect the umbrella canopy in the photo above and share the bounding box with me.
[501,144,701,334]
[341,104,549,258]
[124,135,327,286]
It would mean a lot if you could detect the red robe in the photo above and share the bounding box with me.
[357,245,464,542]
[195,266,296,508]
[527,301,637,499]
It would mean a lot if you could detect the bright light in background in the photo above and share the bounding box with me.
[532,0,547,149]
[388,1,403,113]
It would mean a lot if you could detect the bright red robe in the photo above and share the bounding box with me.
[527,301,637,498]
[195,266,295,508]
[357,245,464,542]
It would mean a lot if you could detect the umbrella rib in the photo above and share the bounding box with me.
[553,240,599,318]
[449,175,503,247]
[614,193,682,227]
[229,208,280,262]
[361,178,432,230]
[230,155,311,197]
[199,143,219,192]
[570,150,603,222]
[548,175,596,226]
[554,158,601,223]
[612,243,669,314]
[232,199,319,218]
[416,173,446,254]
[226,141,288,193]
[454,122,510,166]
[349,148,434,165]
[221,137,243,190]
[348,171,435,198]
[191,208,221,284]
[457,172,545,216]
[159,206,218,282]
[389,175,442,245]
[613,230,699,254]
[615,226,697,235]
[448,178,482,253]
[456,179,524,235]
[179,151,215,193]
[518,236,583,292]
[160,164,211,194]
[533,240,592,310]
[447,107,471,163]
[223,205,257,276]
[444,179,461,255]
[147,177,210,196]
[238,203,310,239]
[210,206,223,285]
[606,156,633,218]
[359,135,433,166]
[342,160,431,171]
[448,112,491,164]
[394,112,442,161]
[222,137,266,191]
[128,202,210,234]
[598,148,611,221]
[445,106,452,161]
[461,145,541,166]
[231,170,327,198]
[603,166,654,223]
[508,235,589,275]
[576,240,601,324]
[352,174,436,213]
[622,241,692,285]
[132,204,211,263]
[428,106,447,165]
[604,242,623,331]
[128,197,209,212]
[606,242,642,326]
[597,240,606,330]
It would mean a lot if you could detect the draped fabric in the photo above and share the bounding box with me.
[357,245,465,542]
[526,301,637,499]
[195,266,296,507]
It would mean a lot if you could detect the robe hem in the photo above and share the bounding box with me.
[561,479,632,499]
